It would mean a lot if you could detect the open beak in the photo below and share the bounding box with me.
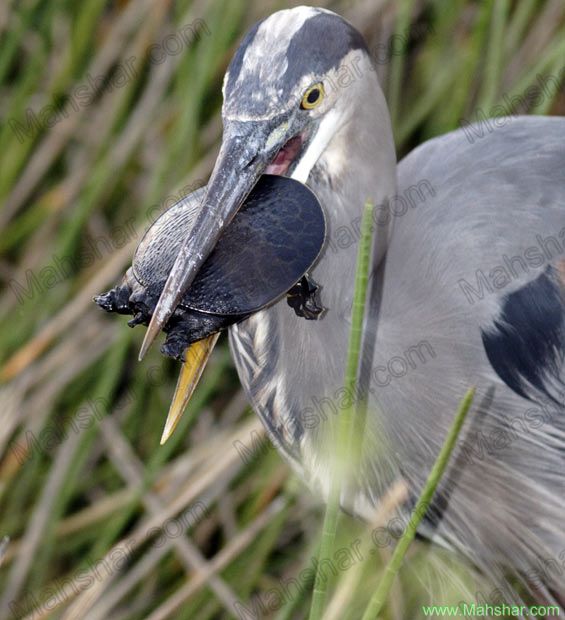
[144,120,294,443]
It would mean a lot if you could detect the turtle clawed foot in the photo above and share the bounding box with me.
[286,275,325,320]
[128,312,147,328]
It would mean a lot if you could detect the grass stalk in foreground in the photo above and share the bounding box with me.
[308,201,374,620]
[361,386,476,620]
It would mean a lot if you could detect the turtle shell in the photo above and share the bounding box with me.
[133,174,326,316]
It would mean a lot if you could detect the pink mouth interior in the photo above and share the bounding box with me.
[266,135,304,176]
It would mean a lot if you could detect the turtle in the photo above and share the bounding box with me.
[94,174,326,361]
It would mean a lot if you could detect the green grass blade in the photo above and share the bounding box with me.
[478,0,509,110]
[308,201,375,620]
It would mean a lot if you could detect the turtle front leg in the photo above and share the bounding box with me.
[286,274,325,320]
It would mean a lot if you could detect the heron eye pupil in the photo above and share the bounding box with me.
[307,89,320,104]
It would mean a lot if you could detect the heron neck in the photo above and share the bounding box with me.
[309,84,397,268]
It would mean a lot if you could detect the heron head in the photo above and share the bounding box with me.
[221,7,371,178]
[140,7,374,359]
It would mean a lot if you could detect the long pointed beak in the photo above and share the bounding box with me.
[139,124,277,360]
[160,333,220,444]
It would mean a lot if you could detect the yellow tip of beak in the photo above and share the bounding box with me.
[159,333,220,445]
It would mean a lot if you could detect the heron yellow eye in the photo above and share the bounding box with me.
[301,83,324,109]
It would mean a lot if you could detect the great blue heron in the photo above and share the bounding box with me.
[104,6,565,609]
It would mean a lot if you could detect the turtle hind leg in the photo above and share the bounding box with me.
[161,326,191,362]
[160,311,242,361]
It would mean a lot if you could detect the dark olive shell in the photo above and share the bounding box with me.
[133,174,326,315]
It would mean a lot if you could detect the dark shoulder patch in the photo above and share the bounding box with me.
[482,266,565,404]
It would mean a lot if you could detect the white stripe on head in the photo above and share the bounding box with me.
[233,7,330,106]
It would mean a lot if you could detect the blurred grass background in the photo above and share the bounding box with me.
[1,0,564,618]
